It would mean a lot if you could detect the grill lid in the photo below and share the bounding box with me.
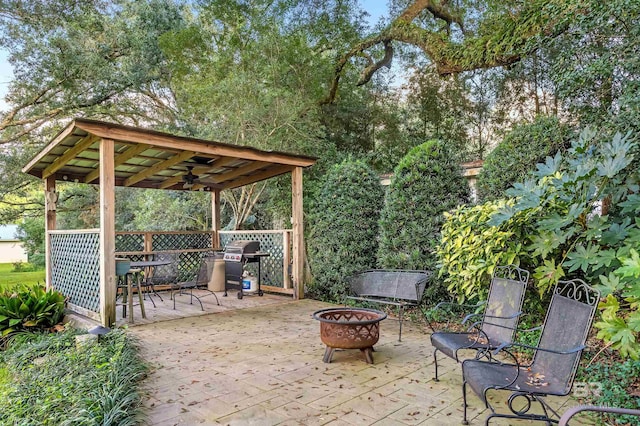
[225,240,260,254]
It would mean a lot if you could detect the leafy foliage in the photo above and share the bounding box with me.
[307,159,384,302]
[477,116,572,201]
[0,329,147,425]
[578,358,640,425]
[594,249,640,359]
[437,200,533,300]
[487,128,640,358]
[0,0,185,141]
[0,285,64,339]
[440,127,640,358]
[378,140,469,299]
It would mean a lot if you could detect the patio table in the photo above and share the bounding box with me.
[130,259,173,303]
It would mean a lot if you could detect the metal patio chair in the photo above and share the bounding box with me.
[461,279,600,425]
[428,264,529,381]
[171,261,220,310]
[141,252,179,303]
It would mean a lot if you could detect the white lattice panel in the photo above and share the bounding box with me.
[220,231,289,288]
[50,232,101,313]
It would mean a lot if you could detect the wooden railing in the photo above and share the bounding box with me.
[116,229,293,294]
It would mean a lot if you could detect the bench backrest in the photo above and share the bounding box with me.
[349,270,431,303]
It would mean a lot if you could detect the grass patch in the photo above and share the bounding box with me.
[0,263,45,288]
[0,329,148,425]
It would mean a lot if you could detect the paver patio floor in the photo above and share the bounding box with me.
[127,297,584,425]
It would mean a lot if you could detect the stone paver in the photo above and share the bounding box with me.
[128,298,578,425]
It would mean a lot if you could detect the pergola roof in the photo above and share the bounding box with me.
[23,119,316,191]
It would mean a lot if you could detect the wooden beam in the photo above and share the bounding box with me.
[261,285,294,295]
[212,190,221,249]
[75,119,317,167]
[291,167,304,300]
[99,138,116,327]
[22,120,79,174]
[44,177,56,290]
[210,161,269,184]
[85,143,150,183]
[222,165,293,190]
[42,135,98,179]
[124,150,196,187]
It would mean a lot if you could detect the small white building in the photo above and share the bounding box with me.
[0,224,28,263]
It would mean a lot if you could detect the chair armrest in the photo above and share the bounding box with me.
[492,341,586,356]
[517,325,542,333]
[461,313,483,325]
[425,301,484,332]
[559,405,640,426]
[484,310,523,321]
[433,300,484,311]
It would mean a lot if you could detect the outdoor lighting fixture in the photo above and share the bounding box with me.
[88,325,111,341]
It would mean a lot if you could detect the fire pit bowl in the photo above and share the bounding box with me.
[312,307,387,364]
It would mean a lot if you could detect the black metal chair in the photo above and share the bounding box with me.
[428,264,529,381]
[461,279,600,425]
[141,252,179,303]
[171,261,220,310]
[559,405,640,425]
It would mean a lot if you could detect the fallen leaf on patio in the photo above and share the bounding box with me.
[407,411,420,416]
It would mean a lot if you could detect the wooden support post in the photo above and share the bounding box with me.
[291,167,304,300]
[212,190,221,249]
[144,232,153,255]
[99,138,116,327]
[44,177,56,290]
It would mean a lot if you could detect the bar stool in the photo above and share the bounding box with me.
[116,268,146,323]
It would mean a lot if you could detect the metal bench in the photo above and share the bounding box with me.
[345,269,431,341]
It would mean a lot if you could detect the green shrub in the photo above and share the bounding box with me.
[437,200,533,300]
[0,285,65,339]
[28,253,46,269]
[378,140,469,272]
[11,262,36,273]
[489,128,640,358]
[307,159,384,302]
[0,329,147,425]
[477,116,572,201]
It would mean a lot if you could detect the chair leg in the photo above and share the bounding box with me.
[462,381,469,425]
[150,283,163,302]
[433,348,440,381]
[190,289,204,310]
[398,305,404,342]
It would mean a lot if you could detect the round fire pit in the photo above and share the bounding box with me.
[312,307,387,364]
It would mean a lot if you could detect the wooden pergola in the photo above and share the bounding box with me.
[22,118,316,326]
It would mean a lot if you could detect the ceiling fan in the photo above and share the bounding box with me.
[182,166,199,189]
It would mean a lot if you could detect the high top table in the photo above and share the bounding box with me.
[130,259,173,304]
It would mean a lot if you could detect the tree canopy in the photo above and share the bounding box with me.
[0,0,638,234]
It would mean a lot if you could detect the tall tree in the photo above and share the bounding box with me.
[324,0,582,103]
[0,0,185,143]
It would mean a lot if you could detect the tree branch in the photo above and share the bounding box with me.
[357,40,393,86]
[321,0,575,104]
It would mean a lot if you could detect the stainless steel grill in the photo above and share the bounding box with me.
[223,240,269,299]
